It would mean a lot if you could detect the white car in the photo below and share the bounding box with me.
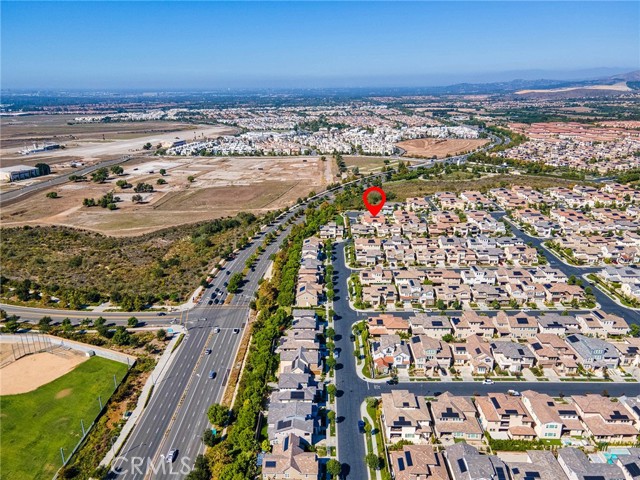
[166,449,177,463]
[482,378,494,385]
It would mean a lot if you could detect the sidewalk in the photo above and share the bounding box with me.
[360,401,381,480]
[99,326,187,467]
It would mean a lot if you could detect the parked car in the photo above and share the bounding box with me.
[358,420,366,433]
[208,300,213,305]
[349,334,356,342]
[483,378,494,385]
[508,389,520,396]
[158,312,167,316]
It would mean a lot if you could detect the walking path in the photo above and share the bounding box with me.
[360,401,381,480]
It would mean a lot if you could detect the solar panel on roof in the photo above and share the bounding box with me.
[405,451,413,467]
[265,461,277,468]
[398,458,405,471]
[624,462,640,477]
[457,459,467,473]
[496,466,507,480]
[524,473,541,480]
[291,391,305,399]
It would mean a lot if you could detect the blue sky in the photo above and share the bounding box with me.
[2,1,639,89]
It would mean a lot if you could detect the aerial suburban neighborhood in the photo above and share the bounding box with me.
[1,2,640,480]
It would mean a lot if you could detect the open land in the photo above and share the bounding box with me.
[0,356,128,480]
[1,155,332,236]
[0,349,88,395]
[396,137,489,158]
[384,173,589,200]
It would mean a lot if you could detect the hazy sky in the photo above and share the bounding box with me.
[2,1,639,89]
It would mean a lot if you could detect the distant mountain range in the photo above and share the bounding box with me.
[425,70,640,96]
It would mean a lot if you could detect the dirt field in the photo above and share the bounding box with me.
[396,138,488,158]
[0,155,332,236]
[385,173,588,200]
[343,156,398,173]
[0,350,88,395]
[0,115,237,166]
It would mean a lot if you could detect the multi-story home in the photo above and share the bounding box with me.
[389,445,449,480]
[261,433,319,480]
[430,393,483,444]
[565,334,620,373]
[367,314,410,336]
[557,448,626,480]
[409,313,452,338]
[475,393,536,440]
[445,443,509,480]
[267,402,316,445]
[451,311,495,338]
[490,341,536,373]
[450,334,495,375]
[521,390,565,440]
[408,335,452,375]
[506,450,568,480]
[505,311,539,339]
[527,334,578,375]
[371,334,411,373]
[571,394,639,444]
[381,390,432,444]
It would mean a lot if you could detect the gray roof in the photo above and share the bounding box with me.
[445,443,509,480]
[557,448,625,480]
[565,334,620,363]
[507,450,568,480]
[490,341,535,360]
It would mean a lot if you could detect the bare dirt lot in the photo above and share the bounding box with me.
[1,155,333,236]
[0,115,236,166]
[0,349,88,395]
[396,138,488,158]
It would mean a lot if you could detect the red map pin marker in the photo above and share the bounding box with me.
[363,186,386,217]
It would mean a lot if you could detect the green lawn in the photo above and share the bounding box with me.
[1,356,128,480]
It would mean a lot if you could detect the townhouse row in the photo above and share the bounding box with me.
[352,208,505,242]
[353,234,540,267]
[262,309,326,479]
[296,237,326,307]
[386,442,640,480]
[364,310,633,376]
[380,390,640,446]
[356,266,587,309]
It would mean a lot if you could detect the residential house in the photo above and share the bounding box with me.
[445,443,509,480]
[261,433,319,480]
[506,450,568,480]
[475,393,536,440]
[430,393,483,444]
[490,341,536,373]
[557,448,626,480]
[389,445,449,480]
[571,394,639,444]
[381,390,433,444]
[371,334,411,373]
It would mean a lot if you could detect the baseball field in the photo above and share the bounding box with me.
[0,355,128,480]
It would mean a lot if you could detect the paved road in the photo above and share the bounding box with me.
[0,156,133,206]
[330,242,640,479]
[111,214,295,479]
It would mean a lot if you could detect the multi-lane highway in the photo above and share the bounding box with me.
[111,215,294,478]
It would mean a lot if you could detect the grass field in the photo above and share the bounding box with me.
[0,356,129,480]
